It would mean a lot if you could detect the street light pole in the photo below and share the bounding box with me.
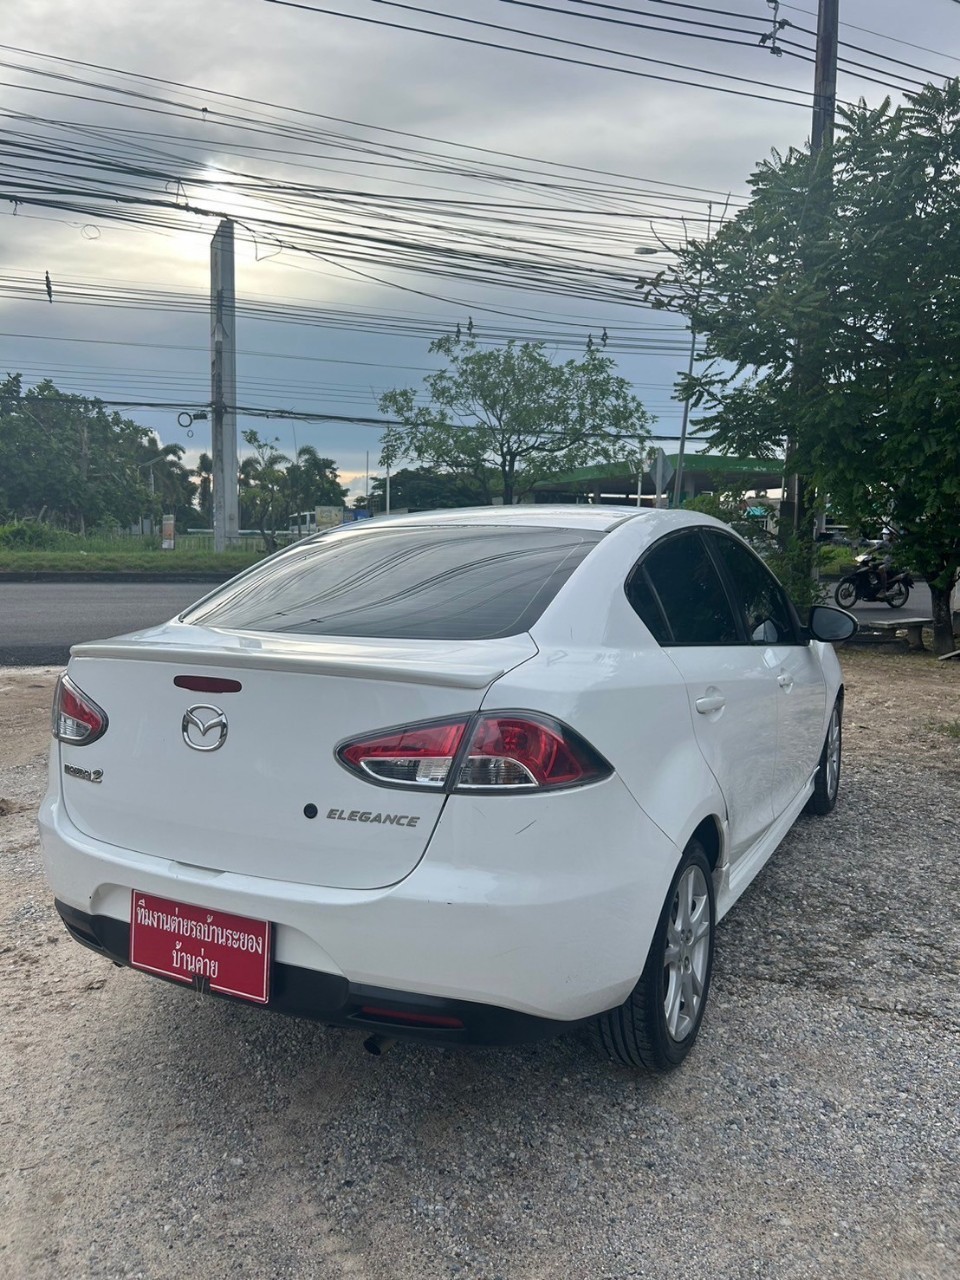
[635,207,711,508]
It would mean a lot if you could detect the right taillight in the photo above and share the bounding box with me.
[52,673,108,746]
[338,713,610,793]
[456,714,606,789]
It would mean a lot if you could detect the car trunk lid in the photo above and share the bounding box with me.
[59,622,537,890]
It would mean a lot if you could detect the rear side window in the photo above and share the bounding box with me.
[639,532,740,645]
[708,533,799,645]
[183,525,603,640]
[625,567,670,645]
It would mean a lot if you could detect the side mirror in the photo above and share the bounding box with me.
[808,604,858,642]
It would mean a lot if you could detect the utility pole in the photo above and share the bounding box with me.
[780,0,839,539]
[211,219,239,552]
[811,0,840,155]
[671,322,699,509]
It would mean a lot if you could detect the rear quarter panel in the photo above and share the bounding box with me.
[500,516,730,860]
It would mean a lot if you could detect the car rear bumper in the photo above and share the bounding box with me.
[40,772,680,1028]
[55,899,584,1046]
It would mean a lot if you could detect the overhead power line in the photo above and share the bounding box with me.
[0,271,694,353]
[260,0,814,108]
[0,43,754,203]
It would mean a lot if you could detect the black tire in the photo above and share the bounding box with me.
[834,577,858,608]
[805,699,842,816]
[590,840,715,1073]
[885,582,909,609]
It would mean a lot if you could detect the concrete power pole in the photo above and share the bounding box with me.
[811,0,840,155]
[211,219,239,552]
[780,0,840,539]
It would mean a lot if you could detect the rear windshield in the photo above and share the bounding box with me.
[182,524,603,640]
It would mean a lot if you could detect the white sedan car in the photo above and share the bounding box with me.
[40,506,855,1072]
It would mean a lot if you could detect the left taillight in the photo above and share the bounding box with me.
[52,673,108,746]
[338,712,611,793]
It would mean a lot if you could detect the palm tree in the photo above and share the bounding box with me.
[293,445,348,510]
[240,430,290,550]
[195,452,213,525]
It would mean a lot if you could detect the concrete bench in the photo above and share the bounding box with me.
[855,617,933,650]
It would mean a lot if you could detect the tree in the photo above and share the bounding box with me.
[239,430,289,551]
[287,445,348,518]
[379,338,650,506]
[367,466,487,513]
[195,453,214,525]
[658,84,960,652]
[134,442,196,533]
[0,376,194,533]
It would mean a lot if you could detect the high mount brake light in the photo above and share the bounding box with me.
[338,713,610,793]
[173,675,242,694]
[52,674,108,746]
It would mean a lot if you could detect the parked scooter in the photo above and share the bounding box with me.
[834,554,913,609]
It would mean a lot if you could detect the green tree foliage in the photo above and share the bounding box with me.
[379,338,650,506]
[207,442,348,539]
[0,376,195,532]
[287,445,348,514]
[366,466,487,513]
[0,377,352,549]
[239,431,290,550]
[659,84,960,651]
[684,491,826,612]
[238,433,348,548]
[195,452,213,525]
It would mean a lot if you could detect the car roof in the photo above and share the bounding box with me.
[333,505,653,534]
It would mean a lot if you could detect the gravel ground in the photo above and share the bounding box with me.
[0,650,958,1280]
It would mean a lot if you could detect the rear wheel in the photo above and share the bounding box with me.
[590,840,714,1072]
[834,577,858,608]
[885,582,909,608]
[805,700,842,815]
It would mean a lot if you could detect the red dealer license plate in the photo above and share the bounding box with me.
[130,892,271,1004]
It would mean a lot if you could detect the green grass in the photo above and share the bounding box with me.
[931,719,960,741]
[0,522,273,573]
[0,548,262,575]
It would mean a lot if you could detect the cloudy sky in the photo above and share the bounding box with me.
[2,0,958,501]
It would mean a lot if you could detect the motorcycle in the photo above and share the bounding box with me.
[834,554,914,609]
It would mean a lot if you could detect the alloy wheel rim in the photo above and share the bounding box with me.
[825,708,841,798]
[663,865,711,1042]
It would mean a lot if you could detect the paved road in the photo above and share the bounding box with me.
[0,579,940,668]
[0,582,220,666]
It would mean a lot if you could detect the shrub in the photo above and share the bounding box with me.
[0,523,76,550]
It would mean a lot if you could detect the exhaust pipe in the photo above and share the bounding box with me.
[363,1033,396,1057]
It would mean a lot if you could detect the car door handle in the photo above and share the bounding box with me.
[695,694,726,714]
[777,674,794,690]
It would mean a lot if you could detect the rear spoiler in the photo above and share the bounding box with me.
[69,635,536,691]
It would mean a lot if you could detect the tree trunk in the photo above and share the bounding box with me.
[929,580,956,656]
[258,511,277,554]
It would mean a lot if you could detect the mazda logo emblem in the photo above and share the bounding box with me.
[181,704,228,752]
